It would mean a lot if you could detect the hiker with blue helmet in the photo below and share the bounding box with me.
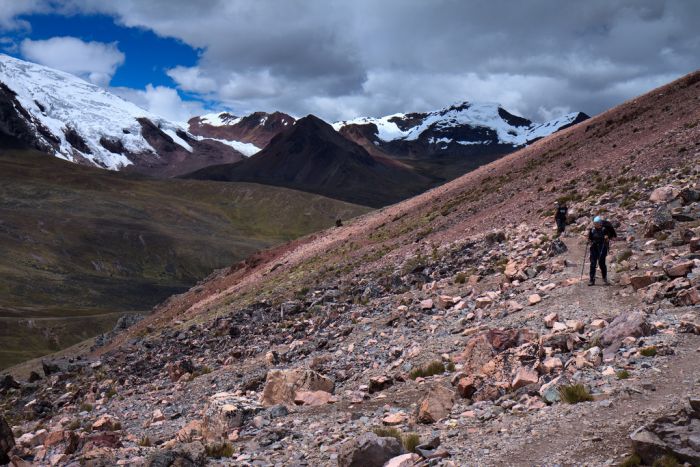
[587,216,617,286]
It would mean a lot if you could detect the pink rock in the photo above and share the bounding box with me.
[664,261,694,278]
[528,294,542,305]
[92,416,120,432]
[382,412,407,426]
[417,385,455,424]
[542,357,563,374]
[384,453,422,467]
[294,390,337,406]
[544,312,558,328]
[420,299,434,310]
[511,367,539,389]
[151,409,165,423]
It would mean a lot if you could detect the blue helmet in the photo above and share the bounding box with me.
[593,216,602,223]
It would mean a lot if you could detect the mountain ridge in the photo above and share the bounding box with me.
[185,114,437,207]
[0,54,246,177]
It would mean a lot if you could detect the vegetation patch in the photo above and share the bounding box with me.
[372,427,421,453]
[640,346,657,357]
[409,360,446,379]
[205,442,234,459]
[558,384,594,404]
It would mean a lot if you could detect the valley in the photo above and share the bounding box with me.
[0,149,369,369]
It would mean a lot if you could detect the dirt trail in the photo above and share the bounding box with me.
[487,235,700,466]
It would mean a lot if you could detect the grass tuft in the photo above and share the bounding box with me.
[205,442,234,458]
[138,435,152,447]
[372,427,402,442]
[616,370,630,380]
[640,346,657,357]
[652,455,680,467]
[409,360,445,379]
[620,453,641,467]
[402,432,421,453]
[80,403,93,412]
[372,427,421,453]
[558,384,594,404]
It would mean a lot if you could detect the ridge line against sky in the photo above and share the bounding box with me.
[0,0,698,123]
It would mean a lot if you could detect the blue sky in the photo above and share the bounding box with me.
[0,1,698,123]
[12,13,200,89]
[1,11,212,120]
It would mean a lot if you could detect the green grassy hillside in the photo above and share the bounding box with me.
[0,149,370,368]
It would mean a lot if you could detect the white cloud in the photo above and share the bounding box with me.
[20,36,125,87]
[6,1,700,121]
[166,66,217,94]
[111,84,206,124]
[0,0,49,31]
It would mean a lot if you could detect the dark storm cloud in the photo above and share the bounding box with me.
[9,0,700,121]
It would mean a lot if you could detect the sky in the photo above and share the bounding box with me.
[1,0,698,124]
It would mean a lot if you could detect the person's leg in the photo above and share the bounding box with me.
[599,245,608,283]
[589,246,598,284]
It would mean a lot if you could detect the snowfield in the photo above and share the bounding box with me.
[0,54,202,169]
[333,102,583,147]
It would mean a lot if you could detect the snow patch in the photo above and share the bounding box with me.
[199,112,241,127]
[192,135,260,157]
[334,102,582,147]
[0,54,196,169]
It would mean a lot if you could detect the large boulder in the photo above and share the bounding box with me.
[664,261,694,278]
[457,328,537,374]
[202,392,262,441]
[599,311,651,347]
[338,432,402,467]
[417,385,455,424]
[260,369,334,407]
[145,441,207,467]
[649,186,679,203]
[630,405,700,465]
[0,416,14,465]
[644,207,675,237]
[0,374,20,392]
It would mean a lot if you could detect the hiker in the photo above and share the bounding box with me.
[587,216,617,286]
[554,201,568,236]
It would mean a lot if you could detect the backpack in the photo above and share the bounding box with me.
[601,220,617,239]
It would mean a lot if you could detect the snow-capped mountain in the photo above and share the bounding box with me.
[0,54,244,177]
[188,111,295,149]
[333,102,588,152]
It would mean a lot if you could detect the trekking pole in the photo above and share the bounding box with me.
[580,241,589,282]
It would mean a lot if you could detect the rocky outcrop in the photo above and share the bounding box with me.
[338,432,403,467]
[202,392,262,441]
[260,369,334,407]
[0,415,14,465]
[599,311,651,347]
[417,385,455,423]
[630,398,700,465]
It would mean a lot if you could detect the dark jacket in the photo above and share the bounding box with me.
[588,222,616,246]
[555,206,568,222]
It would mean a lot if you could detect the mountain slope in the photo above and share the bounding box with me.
[0,54,244,177]
[188,111,295,149]
[0,72,698,466]
[186,114,436,207]
[0,147,369,368]
[335,102,589,180]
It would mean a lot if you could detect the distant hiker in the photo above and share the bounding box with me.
[554,201,568,236]
[335,218,343,227]
[587,216,617,286]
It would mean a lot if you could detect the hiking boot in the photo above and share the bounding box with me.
[603,278,610,286]
[588,280,595,286]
